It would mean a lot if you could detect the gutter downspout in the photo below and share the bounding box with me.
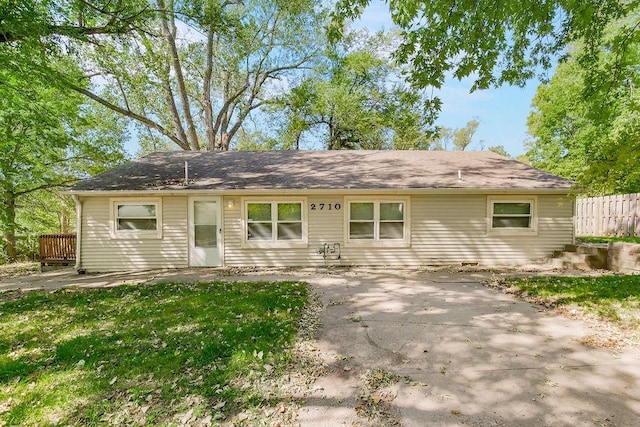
[72,195,83,272]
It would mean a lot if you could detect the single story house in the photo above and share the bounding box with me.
[67,150,575,272]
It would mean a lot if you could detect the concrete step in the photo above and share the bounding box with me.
[547,257,590,270]
[549,251,607,270]
[563,244,608,256]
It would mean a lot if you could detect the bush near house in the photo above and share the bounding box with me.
[0,281,310,425]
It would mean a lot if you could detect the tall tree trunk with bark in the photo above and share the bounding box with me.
[1,192,17,262]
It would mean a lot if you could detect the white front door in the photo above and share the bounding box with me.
[189,197,222,267]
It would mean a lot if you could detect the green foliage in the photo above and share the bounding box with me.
[577,236,640,244]
[0,63,127,262]
[1,0,323,152]
[274,31,432,150]
[331,0,639,122]
[502,275,640,329]
[0,280,308,425]
[451,119,479,151]
[333,0,638,88]
[0,1,151,87]
[488,145,511,158]
[0,0,150,44]
[72,0,324,151]
[526,16,640,195]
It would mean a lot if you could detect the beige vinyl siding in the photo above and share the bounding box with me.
[80,196,188,272]
[79,192,572,270]
[223,194,573,267]
[342,194,573,266]
[223,196,343,267]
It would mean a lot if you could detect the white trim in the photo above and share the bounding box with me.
[343,196,411,248]
[66,187,572,197]
[109,198,163,239]
[241,197,308,248]
[72,195,83,270]
[487,196,538,235]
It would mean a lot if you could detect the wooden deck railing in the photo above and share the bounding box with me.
[39,234,76,267]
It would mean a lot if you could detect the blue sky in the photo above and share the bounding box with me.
[353,1,546,158]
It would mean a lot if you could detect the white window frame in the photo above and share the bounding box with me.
[344,197,411,247]
[487,196,538,235]
[110,198,163,239]
[242,198,308,248]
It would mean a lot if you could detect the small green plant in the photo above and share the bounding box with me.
[0,280,308,425]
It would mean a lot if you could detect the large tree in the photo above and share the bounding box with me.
[526,19,640,195]
[1,0,323,152]
[331,1,639,109]
[0,68,126,262]
[274,32,432,150]
[55,0,324,151]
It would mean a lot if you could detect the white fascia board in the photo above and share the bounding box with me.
[65,187,573,197]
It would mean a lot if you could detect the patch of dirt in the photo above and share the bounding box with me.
[355,369,402,426]
[0,262,40,280]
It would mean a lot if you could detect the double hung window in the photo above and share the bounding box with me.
[346,199,408,245]
[245,200,306,244]
[111,199,162,238]
[488,198,537,234]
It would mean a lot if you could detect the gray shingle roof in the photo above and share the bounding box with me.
[70,150,573,192]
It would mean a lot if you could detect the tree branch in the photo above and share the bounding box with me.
[15,179,78,197]
[63,80,189,150]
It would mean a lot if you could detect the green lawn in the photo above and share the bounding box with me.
[0,281,309,425]
[577,236,640,244]
[501,275,640,330]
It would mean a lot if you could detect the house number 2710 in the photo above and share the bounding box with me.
[310,203,341,211]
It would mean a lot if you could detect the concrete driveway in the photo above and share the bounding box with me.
[1,267,639,426]
[297,269,640,426]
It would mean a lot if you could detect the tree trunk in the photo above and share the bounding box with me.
[60,206,69,234]
[220,132,230,151]
[328,117,336,150]
[158,0,200,151]
[1,193,17,262]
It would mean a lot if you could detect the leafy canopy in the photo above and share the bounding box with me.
[273,30,435,150]
[61,0,324,151]
[0,62,127,261]
[331,1,639,91]
[526,14,640,195]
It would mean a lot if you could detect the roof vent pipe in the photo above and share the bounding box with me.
[184,161,189,185]
[458,169,462,181]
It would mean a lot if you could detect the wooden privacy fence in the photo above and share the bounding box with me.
[575,193,640,236]
[39,234,76,267]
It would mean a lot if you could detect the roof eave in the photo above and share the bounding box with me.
[64,186,574,197]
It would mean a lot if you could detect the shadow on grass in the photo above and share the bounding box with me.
[0,281,308,425]
[502,275,640,327]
